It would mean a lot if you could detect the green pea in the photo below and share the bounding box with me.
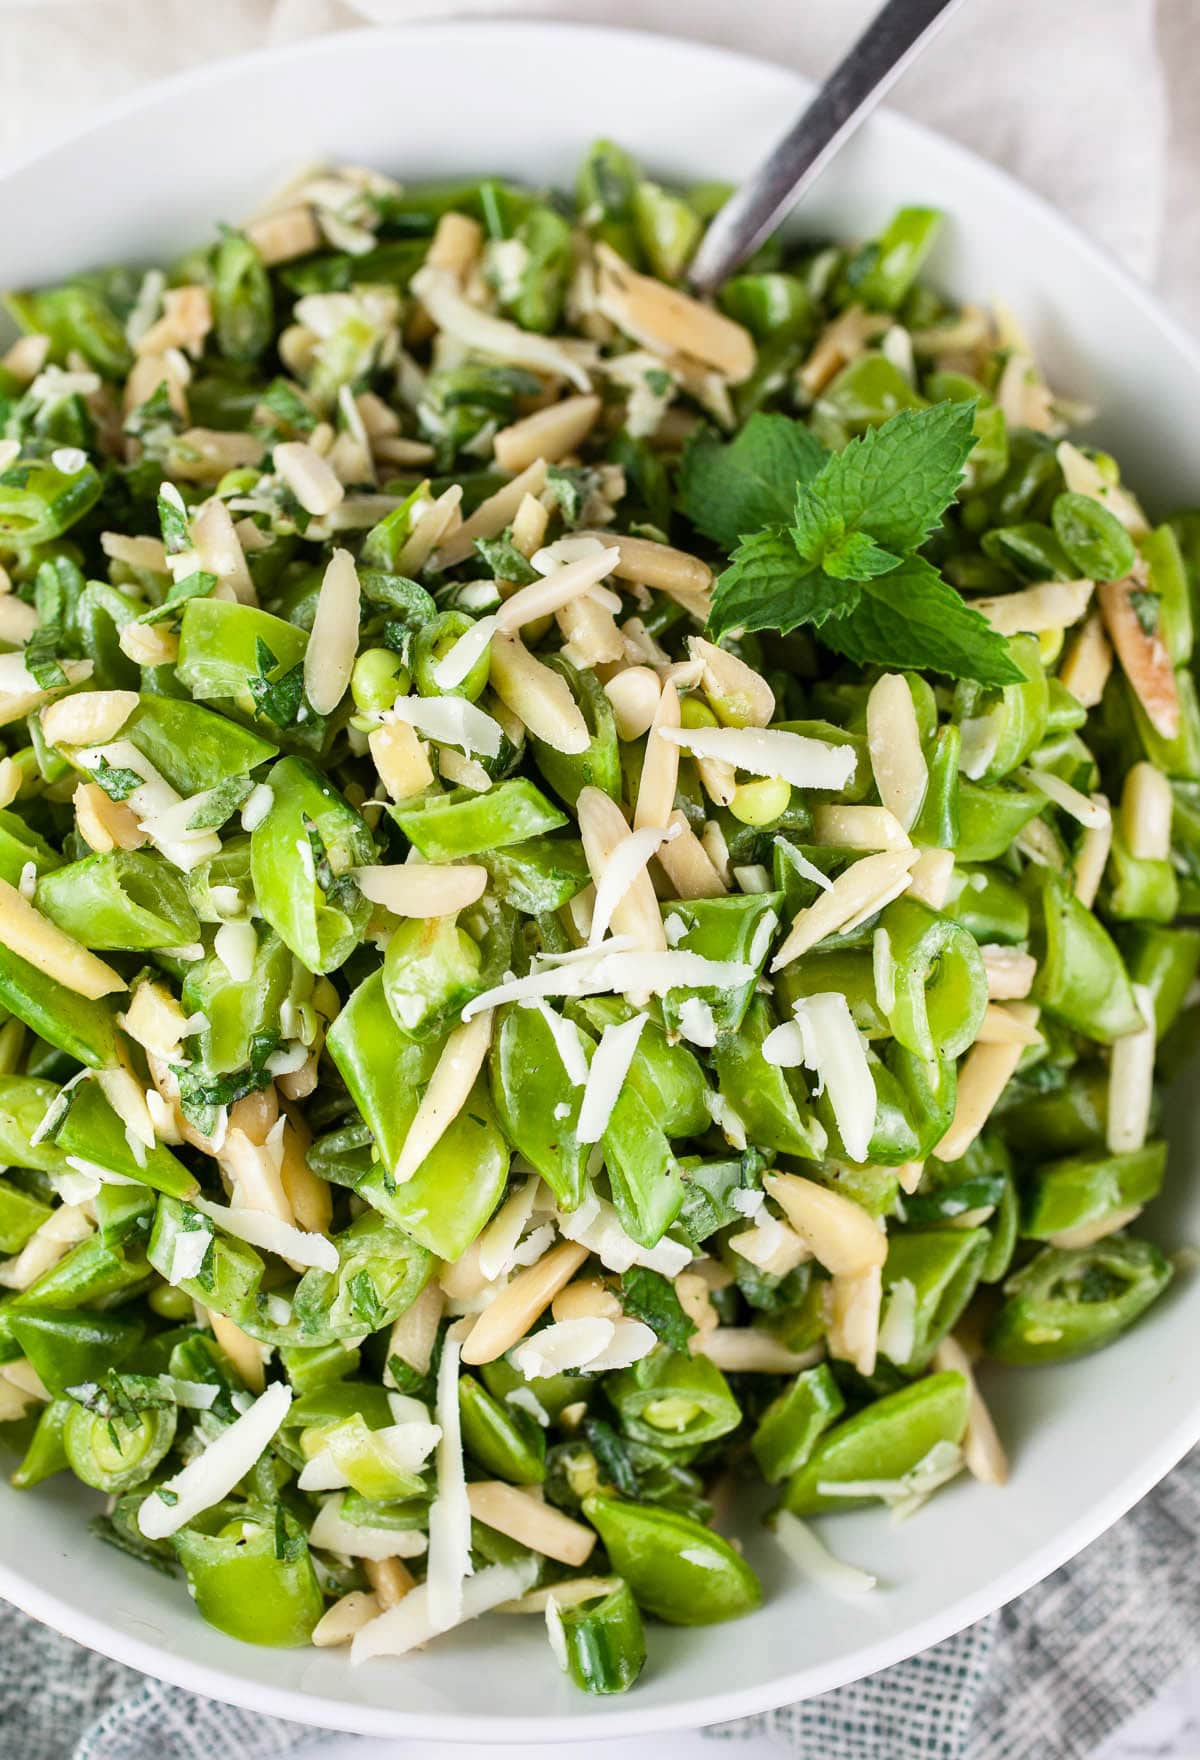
[729,777,791,826]
[351,647,410,713]
[1051,492,1136,582]
[583,1496,762,1626]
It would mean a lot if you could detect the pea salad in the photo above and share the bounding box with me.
[0,139,1195,1690]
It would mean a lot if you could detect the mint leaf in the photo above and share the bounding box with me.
[23,627,69,691]
[820,530,902,581]
[708,530,857,641]
[619,1266,696,1353]
[475,530,539,587]
[248,636,306,729]
[134,569,216,627]
[819,557,1023,686]
[678,413,826,552]
[90,756,144,802]
[792,401,977,560]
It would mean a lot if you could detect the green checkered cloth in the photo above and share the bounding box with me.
[2,1448,1197,1759]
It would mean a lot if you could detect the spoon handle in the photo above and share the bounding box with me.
[689,0,971,293]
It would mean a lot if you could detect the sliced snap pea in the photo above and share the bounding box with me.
[783,1371,969,1515]
[987,1237,1172,1364]
[583,1495,762,1626]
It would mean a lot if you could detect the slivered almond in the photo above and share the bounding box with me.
[973,579,1093,637]
[221,1125,291,1224]
[799,306,888,396]
[765,1173,886,1275]
[1107,984,1154,1155]
[1048,1204,1144,1250]
[386,1283,444,1378]
[74,781,146,853]
[313,1590,383,1646]
[594,244,754,383]
[0,599,37,645]
[1059,611,1112,708]
[0,1204,91,1292]
[412,263,592,391]
[688,636,774,727]
[634,678,680,832]
[578,529,712,610]
[0,877,124,999]
[279,1113,333,1235]
[494,394,601,474]
[557,592,625,669]
[435,461,550,569]
[578,786,666,953]
[169,428,263,483]
[489,631,589,754]
[42,689,138,749]
[980,945,1037,1001]
[936,1006,1039,1160]
[393,1010,493,1184]
[813,805,911,851]
[461,1240,589,1366]
[494,547,618,633]
[125,350,188,422]
[368,720,434,802]
[906,847,954,911]
[364,1558,415,1611]
[696,1330,821,1374]
[136,285,212,359]
[354,863,487,917]
[497,1577,620,1615]
[191,497,255,603]
[304,548,360,716]
[933,1334,1008,1485]
[426,211,484,279]
[974,1004,1042,1047]
[274,441,345,517]
[771,849,918,971]
[552,1279,622,1325]
[866,673,927,830]
[1122,761,1172,861]
[208,1310,268,1393]
[246,205,323,266]
[1099,573,1179,738]
[656,809,726,899]
[467,1482,596,1568]
[101,532,169,574]
[1073,802,1112,909]
[2,333,50,383]
[828,1264,882,1377]
[604,667,661,741]
[511,492,549,559]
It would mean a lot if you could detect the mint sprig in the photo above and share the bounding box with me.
[702,403,1021,687]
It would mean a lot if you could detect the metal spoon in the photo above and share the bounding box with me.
[689,0,971,293]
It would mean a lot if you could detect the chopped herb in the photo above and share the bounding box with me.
[186,774,254,831]
[475,530,539,586]
[619,1265,697,1353]
[248,636,306,728]
[23,628,69,691]
[90,756,143,802]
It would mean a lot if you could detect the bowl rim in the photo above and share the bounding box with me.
[1,15,1199,1742]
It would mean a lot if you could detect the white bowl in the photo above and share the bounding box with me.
[1,19,1199,1743]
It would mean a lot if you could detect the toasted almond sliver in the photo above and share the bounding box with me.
[980,945,1037,1001]
[828,1264,882,1378]
[933,1334,1008,1485]
[467,1482,596,1568]
[246,205,323,266]
[974,579,1094,638]
[1048,1204,1144,1250]
[593,244,755,384]
[765,1173,886,1276]
[369,720,434,803]
[497,1576,620,1615]
[313,1589,383,1647]
[578,785,667,954]
[461,1240,590,1366]
[74,781,147,854]
[604,666,663,742]
[974,1002,1043,1047]
[119,623,178,667]
[1122,761,1172,862]
[1099,574,1180,739]
[488,631,589,755]
[0,877,124,1000]
[354,863,487,917]
[393,1010,494,1185]
[274,441,346,518]
[1057,440,1149,537]
[304,548,360,716]
[493,394,602,475]
[494,546,618,634]
[435,460,550,570]
[42,689,138,750]
[866,673,927,831]
[688,636,774,728]
[191,497,255,604]
[1073,800,1113,910]
[1107,983,1155,1155]
[935,1006,1039,1160]
[634,677,680,833]
[812,804,911,852]
[906,847,955,911]
[208,1310,268,1393]
[771,850,918,972]
[579,530,712,606]
[552,1278,623,1324]
[656,809,726,899]
[696,1329,823,1375]
[799,306,888,396]
[1059,610,1112,709]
